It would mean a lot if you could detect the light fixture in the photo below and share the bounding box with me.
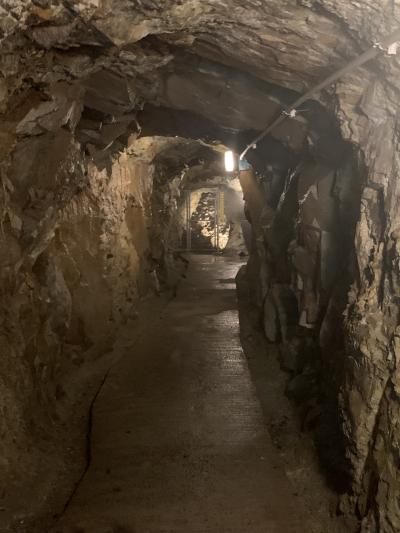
[224,150,236,172]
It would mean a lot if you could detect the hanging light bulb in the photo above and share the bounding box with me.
[224,150,236,172]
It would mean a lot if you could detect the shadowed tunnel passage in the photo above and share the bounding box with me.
[1,3,400,533]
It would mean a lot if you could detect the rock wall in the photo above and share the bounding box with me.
[339,116,400,532]
[243,91,400,531]
[0,130,198,530]
[242,149,361,457]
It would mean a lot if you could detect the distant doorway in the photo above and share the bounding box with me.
[182,187,226,252]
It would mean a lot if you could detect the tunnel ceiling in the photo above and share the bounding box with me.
[2,0,400,162]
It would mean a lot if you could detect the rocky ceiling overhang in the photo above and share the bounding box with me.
[125,135,241,191]
[1,0,400,165]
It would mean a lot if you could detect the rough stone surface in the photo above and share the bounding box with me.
[1,1,400,531]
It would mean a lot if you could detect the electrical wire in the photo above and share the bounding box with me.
[240,28,400,160]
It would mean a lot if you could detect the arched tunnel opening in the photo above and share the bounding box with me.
[1,3,400,533]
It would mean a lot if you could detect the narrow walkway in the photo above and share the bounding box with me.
[55,255,314,533]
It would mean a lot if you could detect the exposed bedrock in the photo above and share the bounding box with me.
[1,1,400,531]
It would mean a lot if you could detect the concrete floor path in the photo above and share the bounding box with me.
[54,255,315,533]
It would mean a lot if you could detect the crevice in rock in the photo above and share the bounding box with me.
[56,365,113,523]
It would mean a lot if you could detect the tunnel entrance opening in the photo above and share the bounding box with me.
[181,186,228,253]
[173,176,247,257]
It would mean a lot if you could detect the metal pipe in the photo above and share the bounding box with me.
[216,187,220,251]
[240,28,400,160]
[186,190,191,251]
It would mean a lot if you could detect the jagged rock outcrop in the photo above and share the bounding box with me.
[1,1,400,531]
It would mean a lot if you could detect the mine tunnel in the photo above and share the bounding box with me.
[1,2,400,533]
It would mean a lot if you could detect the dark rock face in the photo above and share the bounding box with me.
[1,1,400,531]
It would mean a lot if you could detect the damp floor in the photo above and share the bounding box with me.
[54,254,315,533]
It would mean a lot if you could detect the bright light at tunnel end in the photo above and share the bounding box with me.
[224,150,236,172]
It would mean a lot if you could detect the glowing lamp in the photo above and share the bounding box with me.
[224,150,236,172]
